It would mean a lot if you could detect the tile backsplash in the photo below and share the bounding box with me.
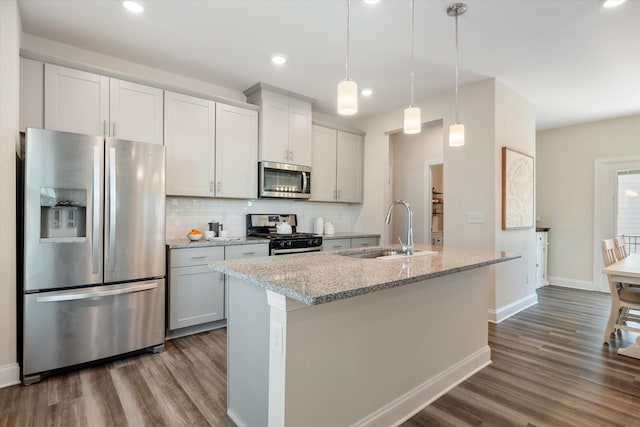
[166,197,360,240]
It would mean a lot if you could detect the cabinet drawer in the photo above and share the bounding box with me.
[323,238,352,251]
[351,237,379,248]
[225,244,269,260]
[536,232,547,245]
[170,246,224,268]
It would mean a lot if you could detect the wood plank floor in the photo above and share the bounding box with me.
[1,286,639,426]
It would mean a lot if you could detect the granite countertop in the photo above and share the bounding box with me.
[321,232,380,240]
[167,237,269,249]
[209,244,519,305]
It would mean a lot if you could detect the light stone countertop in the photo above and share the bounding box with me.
[167,237,269,249]
[209,244,519,305]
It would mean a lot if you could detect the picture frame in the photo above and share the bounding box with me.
[502,147,534,230]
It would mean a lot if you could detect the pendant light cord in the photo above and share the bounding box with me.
[346,0,351,80]
[410,0,415,106]
[454,11,460,122]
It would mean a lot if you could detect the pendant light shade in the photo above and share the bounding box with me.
[447,3,467,147]
[403,0,421,134]
[338,79,358,115]
[404,107,421,134]
[338,0,358,115]
[449,123,465,147]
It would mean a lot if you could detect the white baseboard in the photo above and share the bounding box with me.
[488,292,538,324]
[354,346,491,427]
[548,276,595,292]
[0,363,20,388]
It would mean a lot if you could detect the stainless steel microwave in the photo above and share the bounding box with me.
[259,161,311,199]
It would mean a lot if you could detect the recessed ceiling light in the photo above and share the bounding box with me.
[601,0,626,8]
[361,88,373,96]
[271,55,287,65]
[363,0,381,4]
[122,1,144,13]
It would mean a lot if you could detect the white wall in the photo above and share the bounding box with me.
[0,0,21,387]
[389,122,443,244]
[354,79,537,322]
[537,114,640,289]
[493,81,537,313]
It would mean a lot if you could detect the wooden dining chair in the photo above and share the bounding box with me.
[601,239,618,267]
[614,236,629,260]
[601,239,640,343]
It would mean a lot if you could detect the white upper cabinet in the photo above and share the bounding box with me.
[165,91,259,199]
[288,106,312,166]
[245,83,313,166]
[164,91,216,197]
[336,130,364,203]
[44,64,109,136]
[311,125,364,203]
[215,103,258,199]
[311,125,337,202]
[44,64,163,144]
[109,78,163,144]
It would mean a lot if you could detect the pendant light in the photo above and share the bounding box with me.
[447,3,467,147]
[403,0,421,134]
[338,0,358,115]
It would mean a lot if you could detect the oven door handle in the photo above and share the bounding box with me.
[271,246,322,256]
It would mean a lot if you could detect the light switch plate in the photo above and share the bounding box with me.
[468,212,484,224]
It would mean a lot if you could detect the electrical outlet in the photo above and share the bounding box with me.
[270,323,283,355]
[468,211,484,224]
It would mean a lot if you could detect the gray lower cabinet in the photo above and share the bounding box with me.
[351,237,379,248]
[168,246,225,331]
[323,238,352,251]
[168,243,269,338]
[323,236,380,251]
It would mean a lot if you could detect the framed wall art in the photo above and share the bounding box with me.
[502,147,534,230]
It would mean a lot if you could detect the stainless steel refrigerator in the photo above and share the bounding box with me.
[22,128,166,384]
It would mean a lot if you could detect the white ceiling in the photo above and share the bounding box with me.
[17,0,640,130]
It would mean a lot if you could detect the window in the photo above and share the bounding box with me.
[617,170,640,253]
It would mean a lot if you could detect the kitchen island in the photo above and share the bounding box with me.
[209,244,518,427]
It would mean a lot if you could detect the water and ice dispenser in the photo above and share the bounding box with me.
[39,187,87,239]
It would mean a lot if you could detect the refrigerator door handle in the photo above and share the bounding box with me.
[108,146,117,272]
[92,146,100,274]
[35,282,159,303]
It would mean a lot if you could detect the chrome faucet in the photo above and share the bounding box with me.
[385,200,414,255]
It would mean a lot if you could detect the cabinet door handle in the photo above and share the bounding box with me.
[191,256,208,259]
[210,180,214,193]
[217,181,222,193]
[333,245,343,249]
[361,243,370,247]
[242,252,256,255]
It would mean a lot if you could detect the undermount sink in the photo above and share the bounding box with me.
[341,249,438,261]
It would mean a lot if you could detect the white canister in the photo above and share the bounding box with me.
[314,217,324,235]
[324,221,335,235]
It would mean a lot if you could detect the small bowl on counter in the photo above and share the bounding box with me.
[186,233,203,241]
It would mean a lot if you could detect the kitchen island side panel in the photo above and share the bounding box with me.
[226,277,270,427]
[228,266,492,426]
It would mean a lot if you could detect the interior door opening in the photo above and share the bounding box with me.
[616,169,640,254]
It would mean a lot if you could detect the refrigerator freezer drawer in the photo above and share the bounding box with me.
[23,279,165,379]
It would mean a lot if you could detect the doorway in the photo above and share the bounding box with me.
[593,157,640,291]
[427,163,444,245]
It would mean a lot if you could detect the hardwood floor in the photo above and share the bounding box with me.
[1,286,639,426]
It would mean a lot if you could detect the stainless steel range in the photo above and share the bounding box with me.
[246,214,322,255]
